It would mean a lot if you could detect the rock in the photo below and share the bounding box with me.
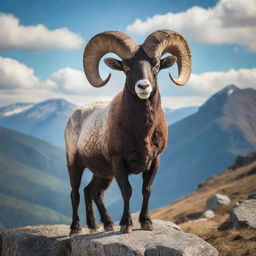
[206,194,231,210]
[248,167,256,176]
[0,225,71,256]
[248,194,256,200]
[202,210,215,219]
[230,199,256,229]
[229,152,256,170]
[0,220,219,256]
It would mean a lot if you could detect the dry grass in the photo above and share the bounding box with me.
[151,160,256,256]
[151,161,256,222]
[180,217,256,256]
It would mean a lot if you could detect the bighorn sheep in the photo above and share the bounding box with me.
[65,30,191,235]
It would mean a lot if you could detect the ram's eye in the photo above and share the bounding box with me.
[152,64,160,75]
[123,65,130,73]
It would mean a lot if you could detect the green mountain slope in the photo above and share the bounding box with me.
[0,126,67,181]
[0,127,71,229]
[0,193,69,229]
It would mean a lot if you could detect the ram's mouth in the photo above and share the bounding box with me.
[137,92,151,99]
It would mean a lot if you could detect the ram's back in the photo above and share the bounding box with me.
[65,100,110,164]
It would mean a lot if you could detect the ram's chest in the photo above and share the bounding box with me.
[124,132,163,174]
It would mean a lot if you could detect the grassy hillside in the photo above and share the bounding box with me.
[151,153,256,255]
[0,127,71,229]
[0,126,67,181]
[0,193,70,229]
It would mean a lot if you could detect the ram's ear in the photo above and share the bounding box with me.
[160,56,177,70]
[104,58,123,71]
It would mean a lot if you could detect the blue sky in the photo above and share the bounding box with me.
[0,0,255,108]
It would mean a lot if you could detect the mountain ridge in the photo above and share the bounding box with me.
[0,99,77,147]
[0,126,71,228]
[150,85,256,209]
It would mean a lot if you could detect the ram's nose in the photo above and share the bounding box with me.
[138,82,150,90]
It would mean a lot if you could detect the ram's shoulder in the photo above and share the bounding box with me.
[74,100,110,120]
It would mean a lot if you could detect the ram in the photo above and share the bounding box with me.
[65,30,191,235]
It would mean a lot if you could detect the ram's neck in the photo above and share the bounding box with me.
[122,88,162,138]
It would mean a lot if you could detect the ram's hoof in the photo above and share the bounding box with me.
[141,220,153,231]
[120,225,132,233]
[104,223,115,231]
[89,224,101,233]
[69,222,82,236]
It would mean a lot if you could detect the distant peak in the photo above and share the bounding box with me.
[209,85,239,100]
[222,84,239,93]
[199,85,240,113]
[36,98,77,108]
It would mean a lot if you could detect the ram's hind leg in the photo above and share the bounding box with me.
[92,176,115,231]
[68,161,84,236]
[84,175,99,232]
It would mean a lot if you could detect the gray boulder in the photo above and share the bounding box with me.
[248,194,256,200]
[206,194,231,210]
[0,220,218,256]
[230,199,256,229]
[202,210,215,219]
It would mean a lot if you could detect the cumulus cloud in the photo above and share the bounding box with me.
[44,68,89,92]
[0,56,123,94]
[0,13,84,50]
[162,96,206,109]
[0,56,255,109]
[127,0,256,51]
[0,57,40,89]
[189,68,256,94]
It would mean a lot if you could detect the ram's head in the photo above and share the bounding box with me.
[83,30,191,100]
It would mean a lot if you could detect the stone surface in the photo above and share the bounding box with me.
[0,225,71,256]
[0,220,218,256]
[206,194,231,210]
[248,194,256,200]
[202,210,215,219]
[230,199,256,229]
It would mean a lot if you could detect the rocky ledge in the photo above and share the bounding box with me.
[0,219,218,256]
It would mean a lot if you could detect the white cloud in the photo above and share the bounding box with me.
[127,0,256,51]
[189,68,256,94]
[0,56,255,109]
[44,68,89,92]
[0,57,40,89]
[0,56,123,107]
[161,96,205,109]
[0,13,84,50]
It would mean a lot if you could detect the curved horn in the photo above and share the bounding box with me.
[83,31,138,87]
[142,30,192,86]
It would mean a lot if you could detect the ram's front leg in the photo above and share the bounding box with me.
[139,155,160,231]
[113,156,133,233]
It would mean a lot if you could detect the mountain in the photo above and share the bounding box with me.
[149,85,256,208]
[0,103,34,117]
[0,99,77,147]
[164,106,198,126]
[0,126,71,228]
